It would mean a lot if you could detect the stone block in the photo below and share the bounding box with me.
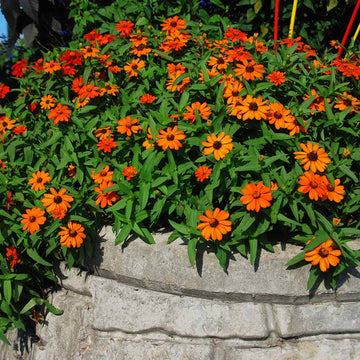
[80,337,219,360]
[32,290,92,360]
[225,337,360,360]
[273,302,360,337]
[93,227,360,301]
[89,276,269,339]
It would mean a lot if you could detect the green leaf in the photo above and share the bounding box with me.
[168,220,189,235]
[115,224,132,245]
[339,165,358,183]
[139,182,150,210]
[20,297,41,314]
[43,299,64,316]
[285,251,305,267]
[307,266,321,290]
[26,249,52,267]
[215,246,228,271]
[249,238,258,265]
[3,280,11,304]
[187,238,198,267]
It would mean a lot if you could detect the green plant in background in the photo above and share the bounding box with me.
[0,0,360,345]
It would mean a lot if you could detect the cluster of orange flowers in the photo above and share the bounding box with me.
[294,142,345,202]
[19,171,85,248]
[5,15,359,278]
[92,165,120,208]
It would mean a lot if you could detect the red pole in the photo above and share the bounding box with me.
[337,0,360,59]
[274,0,280,51]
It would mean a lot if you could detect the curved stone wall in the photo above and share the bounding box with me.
[1,226,360,359]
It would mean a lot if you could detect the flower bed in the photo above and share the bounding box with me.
[0,5,360,343]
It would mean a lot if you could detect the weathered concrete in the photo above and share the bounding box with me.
[1,227,359,359]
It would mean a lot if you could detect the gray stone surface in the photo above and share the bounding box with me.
[94,227,360,302]
[89,276,269,339]
[80,337,218,360]
[32,290,92,360]
[1,228,359,360]
[273,302,360,337]
[226,337,360,360]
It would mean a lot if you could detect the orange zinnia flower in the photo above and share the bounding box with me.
[28,171,51,191]
[41,188,74,214]
[305,239,341,272]
[236,95,268,120]
[58,221,86,248]
[156,126,186,150]
[334,92,360,113]
[94,181,120,208]
[115,20,134,37]
[92,165,113,184]
[6,191,14,211]
[198,67,220,83]
[142,127,154,149]
[223,81,244,104]
[207,54,229,71]
[40,95,56,110]
[284,115,307,136]
[94,126,113,140]
[161,16,187,34]
[234,59,265,81]
[6,245,21,268]
[294,142,331,173]
[80,46,100,58]
[140,94,156,104]
[48,103,72,124]
[240,181,273,212]
[182,102,211,123]
[267,71,286,86]
[78,84,100,99]
[226,46,252,63]
[21,207,46,234]
[122,166,137,180]
[116,116,142,136]
[43,60,61,74]
[195,166,212,182]
[224,27,248,42]
[266,103,293,130]
[13,125,27,134]
[0,116,16,135]
[298,172,327,201]
[67,164,76,178]
[321,176,345,203]
[100,83,119,96]
[97,137,117,153]
[302,89,330,113]
[124,59,145,77]
[202,132,233,161]
[197,208,232,241]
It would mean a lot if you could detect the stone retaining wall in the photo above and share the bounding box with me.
[1,226,360,359]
